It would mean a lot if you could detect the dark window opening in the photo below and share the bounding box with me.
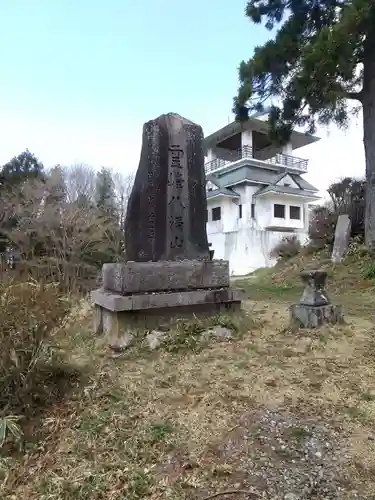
[290,205,301,220]
[238,204,242,219]
[212,206,221,221]
[251,203,255,219]
[274,204,285,218]
[283,183,291,187]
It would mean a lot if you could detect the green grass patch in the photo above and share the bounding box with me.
[235,280,303,302]
[361,391,375,402]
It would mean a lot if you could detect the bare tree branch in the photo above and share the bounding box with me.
[63,163,96,204]
[2,176,120,291]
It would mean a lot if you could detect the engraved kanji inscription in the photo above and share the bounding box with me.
[168,215,184,229]
[170,235,184,248]
[168,194,186,208]
[169,145,184,167]
[168,170,185,189]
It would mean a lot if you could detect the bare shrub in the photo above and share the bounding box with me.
[113,172,134,226]
[308,177,365,252]
[328,176,365,239]
[0,277,70,411]
[270,235,302,261]
[1,176,120,291]
[112,172,134,254]
[308,206,337,251]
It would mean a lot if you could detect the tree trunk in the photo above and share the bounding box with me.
[363,35,375,248]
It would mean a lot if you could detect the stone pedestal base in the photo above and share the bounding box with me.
[290,304,344,329]
[92,287,242,347]
[102,260,229,294]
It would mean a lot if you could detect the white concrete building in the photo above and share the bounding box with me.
[204,112,320,276]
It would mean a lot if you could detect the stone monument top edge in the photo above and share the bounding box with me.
[145,112,198,126]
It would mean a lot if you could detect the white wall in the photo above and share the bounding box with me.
[208,228,308,276]
[207,196,239,234]
[206,189,310,276]
[255,194,305,230]
[207,191,307,233]
[276,174,300,189]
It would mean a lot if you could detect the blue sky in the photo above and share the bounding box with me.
[0,0,365,191]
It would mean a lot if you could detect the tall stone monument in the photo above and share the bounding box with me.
[331,214,351,263]
[125,113,210,262]
[92,113,241,347]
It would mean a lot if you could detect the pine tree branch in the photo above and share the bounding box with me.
[344,91,363,101]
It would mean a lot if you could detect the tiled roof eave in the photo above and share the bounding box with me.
[254,188,320,198]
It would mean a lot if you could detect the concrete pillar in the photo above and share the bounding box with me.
[281,142,293,166]
[241,129,253,157]
[304,204,310,232]
[206,148,217,162]
[282,142,293,155]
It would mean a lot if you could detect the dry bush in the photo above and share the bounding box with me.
[308,177,365,252]
[308,205,337,251]
[270,235,301,261]
[0,277,70,411]
[113,172,134,225]
[0,177,122,292]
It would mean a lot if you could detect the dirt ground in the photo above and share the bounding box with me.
[2,294,375,500]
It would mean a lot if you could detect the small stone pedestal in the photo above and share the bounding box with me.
[290,270,344,328]
[92,260,242,348]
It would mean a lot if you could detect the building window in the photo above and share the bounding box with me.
[274,204,285,218]
[251,203,255,219]
[238,204,242,219]
[290,205,301,220]
[212,206,221,221]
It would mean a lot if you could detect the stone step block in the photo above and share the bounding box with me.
[102,260,229,295]
[92,286,242,312]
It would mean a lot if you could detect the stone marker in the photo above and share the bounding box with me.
[299,270,329,307]
[290,270,344,328]
[331,214,351,263]
[91,112,242,348]
[125,113,210,262]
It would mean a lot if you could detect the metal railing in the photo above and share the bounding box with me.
[205,145,308,175]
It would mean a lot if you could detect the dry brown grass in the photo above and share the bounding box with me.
[1,295,375,499]
[235,246,375,319]
[0,277,73,415]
